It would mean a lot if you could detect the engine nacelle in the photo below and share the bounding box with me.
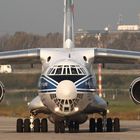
[130,77,140,104]
[0,81,5,102]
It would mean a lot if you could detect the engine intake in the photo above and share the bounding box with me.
[130,77,140,104]
[0,81,5,102]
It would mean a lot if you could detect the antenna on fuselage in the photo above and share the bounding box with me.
[63,0,75,49]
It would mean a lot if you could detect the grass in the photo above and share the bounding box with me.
[106,100,140,120]
[0,91,140,120]
[0,91,37,117]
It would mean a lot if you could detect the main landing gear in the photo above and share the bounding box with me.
[16,112,120,133]
[89,117,120,132]
[16,115,48,133]
[16,117,120,133]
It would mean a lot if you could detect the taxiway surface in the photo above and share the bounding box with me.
[0,117,140,140]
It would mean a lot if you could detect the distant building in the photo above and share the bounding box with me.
[76,29,108,36]
[0,65,12,73]
[117,25,140,31]
[75,28,109,46]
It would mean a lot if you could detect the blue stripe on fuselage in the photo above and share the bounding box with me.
[39,74,96,94]
[75,75,90,85]
[39,76,57,92]
[41,75,58,86]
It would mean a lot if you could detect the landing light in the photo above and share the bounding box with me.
[74,107,79,112]
[107,109,110,114]
[55,107,60,112]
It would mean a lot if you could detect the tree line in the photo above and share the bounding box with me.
[0,32,140,51]
[0,32,63,51]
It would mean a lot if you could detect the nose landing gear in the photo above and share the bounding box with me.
[54,120,80,133]
[68,121,79,133]
[55,121,65,133]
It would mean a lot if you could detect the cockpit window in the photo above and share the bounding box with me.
[56,68,62,75]
[47,68,53,74]
[48,65,86,75]
[77,69,82,74]
[80,68,86,74]
[50,69,56,74]
[71,67,77,74]
[67,68,70,74]
[63,68,66,74]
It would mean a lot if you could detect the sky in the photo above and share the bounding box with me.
[0,0,140,35]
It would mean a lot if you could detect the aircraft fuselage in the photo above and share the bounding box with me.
[36,56,107,120]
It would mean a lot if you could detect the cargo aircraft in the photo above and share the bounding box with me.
[0,0,140,133]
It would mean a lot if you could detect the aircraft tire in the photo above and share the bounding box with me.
[69,121,74,133]
[97,118,103,132]
[114,118,120,132]
[34,118,40,132]
[74,122,79,133]
[106,118,113,132]
[54,121,59,133]
[89,118,96,132]
[60,121,65,133]
[41,118,48,132]
[16,119,23,133]
[24,119,31,132]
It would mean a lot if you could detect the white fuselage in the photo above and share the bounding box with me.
[33,49,107,117]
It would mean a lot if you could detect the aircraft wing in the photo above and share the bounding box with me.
[0,47,140,65]
[0,48,41,64]
[93,48,140,64]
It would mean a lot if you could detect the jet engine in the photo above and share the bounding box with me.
[129,77,140,104]
[0,81,5,102]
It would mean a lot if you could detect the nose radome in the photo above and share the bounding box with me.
[56,80,77,99]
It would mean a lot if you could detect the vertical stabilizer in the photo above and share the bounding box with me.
[63,0,75,49]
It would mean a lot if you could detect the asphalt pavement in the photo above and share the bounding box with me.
[0,117,140,140]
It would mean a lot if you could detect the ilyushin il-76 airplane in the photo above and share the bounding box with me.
[0,0,140,133]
